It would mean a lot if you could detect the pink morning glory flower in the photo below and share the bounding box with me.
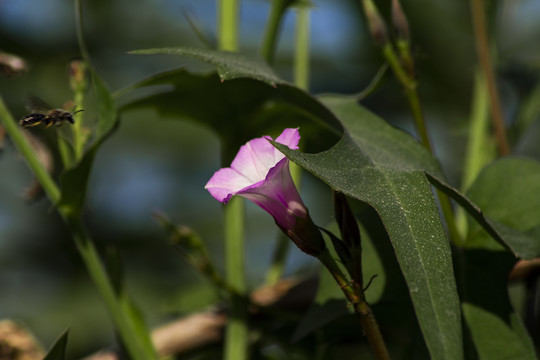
[205,128,326,256]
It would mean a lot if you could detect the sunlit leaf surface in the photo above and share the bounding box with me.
[276,96,462,360]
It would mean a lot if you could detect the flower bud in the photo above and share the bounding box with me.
[392,0,410,41]
[333,191,361,248]
[69,59,89,94]
[362,0,388,46]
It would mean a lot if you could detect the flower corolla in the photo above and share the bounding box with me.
[205,128,325,256]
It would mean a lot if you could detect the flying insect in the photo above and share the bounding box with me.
[19,96,83,128]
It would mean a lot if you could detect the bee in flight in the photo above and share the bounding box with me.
[19,96,83,128]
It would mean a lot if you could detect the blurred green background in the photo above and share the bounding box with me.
[1,0,540,357]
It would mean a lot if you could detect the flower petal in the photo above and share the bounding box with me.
[230,137,277,182]
[205,128,301,204]
[275,128,300,150]
[205,167,256,203]
[237,157,306,229]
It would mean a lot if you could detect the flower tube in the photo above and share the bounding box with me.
[205,128,326,256]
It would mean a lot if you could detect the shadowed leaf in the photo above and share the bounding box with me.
[457,158,540,358]
[43,328,69,360]
[119,68,341,163]
[130,47,283,85]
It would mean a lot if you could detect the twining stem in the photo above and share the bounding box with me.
[317,250,390,360]
[470,0,510,156]
[260,0,289,64]
[218,0,249,359]
[0,96,157,360]
[382,44,462,245]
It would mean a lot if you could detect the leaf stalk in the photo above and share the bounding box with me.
[317,249,391,360]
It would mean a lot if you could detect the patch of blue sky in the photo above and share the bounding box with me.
[157,0,358,55]
[0,0,73,44]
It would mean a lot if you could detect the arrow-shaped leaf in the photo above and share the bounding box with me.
[275,96,463,360]
[120,68,341,163]
[130,47,284,85]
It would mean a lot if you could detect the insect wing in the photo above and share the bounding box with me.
[25,95,53,114]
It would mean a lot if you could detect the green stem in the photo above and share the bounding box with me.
[261,0,289,63]
[65,217,156,360]
[294,5,310,90]
[382,44,415,90]
[470,0,510,156]
[382,43,462,246]
[382,44,430,150]
[224,197,248,360]
[317,250,390,360]
[456,71,494,238]
[74,0,91,65]
[404,87,432,153]
[265,233,290,285]
[0,95,157,360]
[72,89,86,161]
[57,137,75,169]
[218,0,240,52]
[461,71,492,191]
[217,0,249,357]
[0,97,61,202]
[224,197,246,294]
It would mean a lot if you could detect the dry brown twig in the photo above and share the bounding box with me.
[0,320,44,360]
[83,276,317,360]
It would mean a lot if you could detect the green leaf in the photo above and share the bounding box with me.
[43,328,69,360]
[457,250,536,359]
[57,71,117,217]
[428,173,540,259]
[118,294,159,360]
[457,158,539,359]
[292,265,351,343]
[120,68,341,163]
[92,73,117,143]
[57,144,98,217]
[293,214,388,342]
[466,158,540,246]
[275,96,463,359]
[130,47,284,86]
